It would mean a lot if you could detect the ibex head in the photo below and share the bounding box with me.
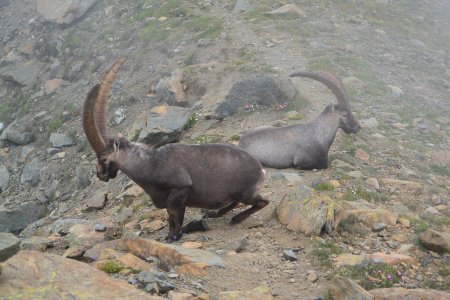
[82,58,127,182]
[290,71,361,134]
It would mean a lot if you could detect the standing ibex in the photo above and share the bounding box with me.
[82,58,268,241]
[239,71,361,170]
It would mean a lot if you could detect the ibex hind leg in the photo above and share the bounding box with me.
[230,195,269,225]
[203,201,239,219]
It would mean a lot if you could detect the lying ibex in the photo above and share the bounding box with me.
[239,71,360,170]
[82,58,268,241]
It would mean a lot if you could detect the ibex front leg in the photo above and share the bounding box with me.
[165,187,189,242]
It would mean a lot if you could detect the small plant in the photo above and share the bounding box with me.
[337,214,366,236]
[230,134,240,142]
[311,238,342,267]
[439,267,450,277]
[47,118,63,133]
[190,134,222,144]
[430,164,450,177]
[407,216,428,234]
[312,181,335,191]
[186,113,199,129]
[98,260,125,274]
[332,260,405,290]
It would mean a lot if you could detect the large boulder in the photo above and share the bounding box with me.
[36,0,100,25]
[20,158,42,186]
[84,238,224,276]
[328,277,373,300]
[0,202,48,234]
[0,61,44,86]
[0,164,10,192]
[277,186,339,236]
[155,69,187,106]
[0,251,164,299]
[369,287,450,300]
[129,105,192,147]
[419,229,450,253]
[214,73,296,119]
[0,232,20,262]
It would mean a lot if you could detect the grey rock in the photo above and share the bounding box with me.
[37,0,100,25]
[329,277,373,300]
[155,69,186,106]
[0,202,48,234]
[0,122,4,133]
[366,177,380,190]
[139,269,175,293]
[0,0,10,8]
[50,219,91,235]
[20,158,42,186]
[226,237,250,253]
[372,223,386,232]
[282,249,297,261]
[232,0,255,14]
[0,61,44,86]
[272,172,302,183]
[76,166,91,188]
[49,133,75,148]
[19,217,53,238]
[419,229,450,253]
[134,106,192,147]
[20,236,54,251]
[5,131,34,145]
[0,164,10,192]
[359,117,379,129]
[0,232,20,262]
[214,74,295,118]
[94,223,107,232]
[278,185,338,236]
[348,170,363,178]
[47,147,61,155]
[84,191,107,211]
[424,206,440,215]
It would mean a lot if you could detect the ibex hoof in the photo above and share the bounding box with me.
[166,233,181,242]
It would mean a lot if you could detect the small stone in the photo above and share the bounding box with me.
[328,180,341,188]
[95,223,107,232]
[425,206,440,215]
[398,218,411,228]
[282,249,297,261]
[181,241,203,249]
[392,234,408,243]
[372,223,386,232]
[44,79,63,94]
[360,117,379,129]
[306,270,318,283]
[366,177,379,190]
[348,171,363,178]
[431,194,442,205]
[355,149,370,161]
[139,219,165,233]
[0,232,21,262]
[436,204,448,212]
[387,85,403,97]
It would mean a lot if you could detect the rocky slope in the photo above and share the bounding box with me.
[0,0,449,299]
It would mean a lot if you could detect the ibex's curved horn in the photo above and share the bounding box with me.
[289,71,350,111]
[96,57,128,143]
[83,84,106,153]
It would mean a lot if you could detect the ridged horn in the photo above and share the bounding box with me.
[95,57,127,143]
[82,84,106,153]
[289,71,351,111]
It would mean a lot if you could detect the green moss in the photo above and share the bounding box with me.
[138,20,171,43]
[98,260,125,274]
[186,15,223,39]
[47,118,63,133]
[439,267,450,277]
[312,182,335,191]
[230,134,240,142]
[430,164,450,177]
[406,216,429,234]
[311,239,342,267]
[342,186,389,203]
